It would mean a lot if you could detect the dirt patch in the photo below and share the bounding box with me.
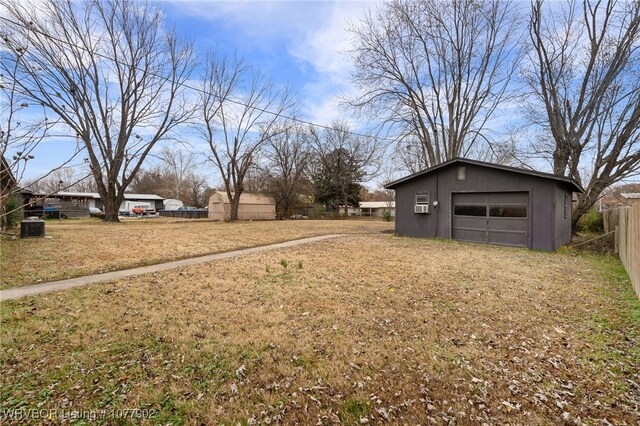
[0,219,392,289]
[1,235,638,424]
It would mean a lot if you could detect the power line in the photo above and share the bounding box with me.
[0,14,397,144]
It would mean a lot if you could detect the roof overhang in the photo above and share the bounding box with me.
[384,158,584,193]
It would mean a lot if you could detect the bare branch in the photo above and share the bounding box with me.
[0,0,196,222]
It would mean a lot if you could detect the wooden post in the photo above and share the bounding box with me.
[614,225,619,254]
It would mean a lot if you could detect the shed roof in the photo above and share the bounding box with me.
[384,158,584,193]
[211,191,275,205]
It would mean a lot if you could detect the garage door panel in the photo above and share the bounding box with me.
[452,192,529,248]
[488,192,528,204]
[488,231,528,247]
[453,228,486,243]
[487,218,528,232]
[453,216,487,229]
[455,193,488,203]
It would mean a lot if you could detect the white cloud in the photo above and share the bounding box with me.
[165,0,327,44]
[287,1,376,125]
[167,0,379,125]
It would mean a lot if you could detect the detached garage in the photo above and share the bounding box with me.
[384,158,584,251]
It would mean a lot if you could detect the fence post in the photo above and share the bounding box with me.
[614,225,619,254]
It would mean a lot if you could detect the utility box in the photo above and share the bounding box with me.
[20,219,45,238]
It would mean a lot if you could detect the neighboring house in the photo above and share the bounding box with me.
[360,201,395,217]
[621,193,640,206]
[338,206,360,216]
[24,192,164,217]
[208,191,276,221]
[385,158,584,251]
[336,201,395,217]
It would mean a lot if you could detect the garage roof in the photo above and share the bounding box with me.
[384,158,584,193]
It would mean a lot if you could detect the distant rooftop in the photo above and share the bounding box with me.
[360,201,395,209]
[36,191,164,200]
[621,193,640,199]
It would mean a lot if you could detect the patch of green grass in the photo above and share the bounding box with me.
[339,399,371,422]
[153,392,188,425]
[590,254,640,326]
[570,252,640,387]
[292,354,315,369]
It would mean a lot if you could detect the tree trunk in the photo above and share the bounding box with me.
[571,176,614,233]
[571,193,596,234]
[0,205,7,233]
[343,194,349,218]
[229,192,241,222]
[102,197,120,222]
[101,186,122,223]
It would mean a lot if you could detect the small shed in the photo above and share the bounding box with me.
[208,191,276,221]
[385,158,584,251]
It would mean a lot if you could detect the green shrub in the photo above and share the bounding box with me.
[381,208,393,222]
[4,195,23,229]
[576,209,604,233]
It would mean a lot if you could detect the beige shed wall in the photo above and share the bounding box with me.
[208,192,276,221]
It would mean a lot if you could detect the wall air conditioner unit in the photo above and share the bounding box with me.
[414,204,429,214]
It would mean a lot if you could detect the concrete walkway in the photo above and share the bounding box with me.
[0,234,344,301]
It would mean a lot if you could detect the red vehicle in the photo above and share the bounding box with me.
[131,206,146,215]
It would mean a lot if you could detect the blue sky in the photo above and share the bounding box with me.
[15,0,378,185]
[162,0,372,124]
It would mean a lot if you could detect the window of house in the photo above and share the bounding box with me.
[456,166,466,181]
[414,192,430,213]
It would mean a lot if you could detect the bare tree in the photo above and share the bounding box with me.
[129,165,208,207]
[185,173,208,208]
[0,0,196,222]
[309,121,380,216]
[0,39,87,230]
[157,146,197,200]
[348,0,523,170]
[527,0,640,227]
[129,166,170,197]
[24,166,96,194]
[198,53,294,221]
[262,125,312,217]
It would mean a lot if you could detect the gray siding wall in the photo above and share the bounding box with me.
[393,163,562,251]
[554,186,572,249]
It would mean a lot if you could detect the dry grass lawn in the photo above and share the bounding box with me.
[1,235,638,425]
[0,219,392,289]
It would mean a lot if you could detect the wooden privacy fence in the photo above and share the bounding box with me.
[603,204,640,298]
